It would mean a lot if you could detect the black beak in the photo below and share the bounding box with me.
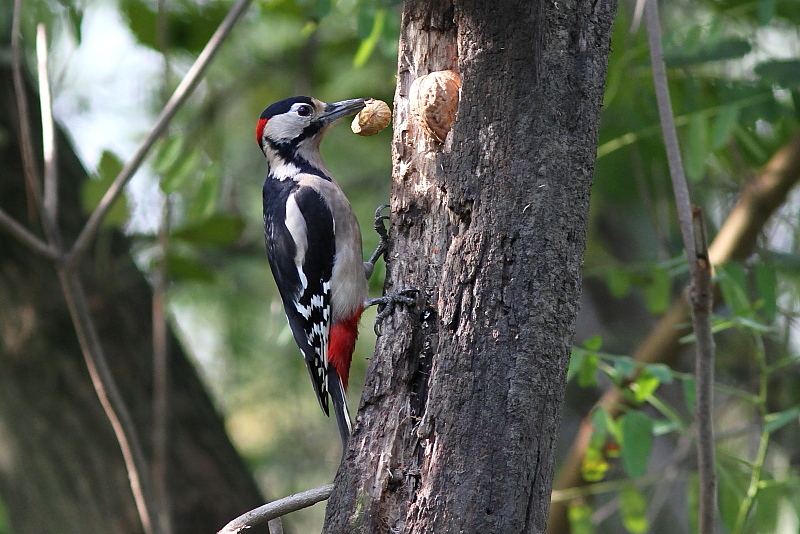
[320,98,368,125]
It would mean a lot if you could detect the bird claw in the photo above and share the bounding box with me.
[365,204,391,279]
[366,289,418,336]
[374,204,390,242]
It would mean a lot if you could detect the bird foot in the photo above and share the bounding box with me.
[365,289,418,336]
[364,204,391,280]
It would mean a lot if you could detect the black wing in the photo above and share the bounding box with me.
[263,181,335,415]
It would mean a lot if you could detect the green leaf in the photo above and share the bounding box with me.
[567,502,594,534]
[581,446,609,483]
[757,0,776,24]
[687,474,699,534]
[615,357,637,380]
[582,335,603,351]
[630,370,660,404]
[81,151,129,228]
[153,135,184,175]
[567,350,584,383]
[160,150,201,194]
[684,114,709,181]
[664,38,751,67]
[188,162,221,219]
[755,59,800,89]
[681,376,696,414]
[717,459,749,532]
[165,251,215,282]
[606,268,631,298]
[171,214,245,246]
[754,263,777,323]
[645,363,674,384]
[753,484,783,533]
[711,106,739,150]
[764,407,800,434]
[620,411,653,478]
[717,262,750,315]
[353,8,386,68]
[620,484,649,534]
[578,352,599,388]
[643,268,670,314]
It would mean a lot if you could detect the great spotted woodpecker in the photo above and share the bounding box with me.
[256,96,411,448]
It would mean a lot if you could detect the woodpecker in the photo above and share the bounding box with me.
[256,96,407,448]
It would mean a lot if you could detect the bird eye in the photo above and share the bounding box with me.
[296,105,313,117]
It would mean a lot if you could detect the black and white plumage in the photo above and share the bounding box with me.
[257,96,369,446]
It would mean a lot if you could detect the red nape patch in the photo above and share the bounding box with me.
[327,307,363,391]
[255,117,268,146]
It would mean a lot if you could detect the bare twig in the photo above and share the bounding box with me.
[0,209,58,260]
[644,0,696,273]
[36,23,62,252]
[67,0,252,266]
[691,208,716,534]
[218,484,334,534]
[11,0,42,222]
[645,1,715,531]
[36,24,57,234]
[56,269,162,534]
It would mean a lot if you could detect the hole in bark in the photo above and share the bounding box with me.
[486,508,493,515]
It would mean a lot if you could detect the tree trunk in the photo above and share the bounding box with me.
[0,66,266,533]
[323,0,617,532]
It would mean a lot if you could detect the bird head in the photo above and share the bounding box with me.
[256,96,367,164]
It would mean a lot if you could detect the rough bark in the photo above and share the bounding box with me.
[0,66,266,533]
[323,1,617,533]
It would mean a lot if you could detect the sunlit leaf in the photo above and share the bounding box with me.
[620,411,653,478]
[620,483,648,533]
[581,446,609,483]
[645,363,674,384]
[629,370,660,404]
[568,502,594,534]
[354,8,386,68]
[583,335,603,351]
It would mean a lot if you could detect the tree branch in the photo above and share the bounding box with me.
[0,208,58,260]
[645,1,716,532]
[547,132,800,533]
[56,269,162,534]
[66,0,252,266]
[691,208,715,534]
[218,484,333,534]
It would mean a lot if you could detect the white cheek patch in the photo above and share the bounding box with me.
[265,113,308,141]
